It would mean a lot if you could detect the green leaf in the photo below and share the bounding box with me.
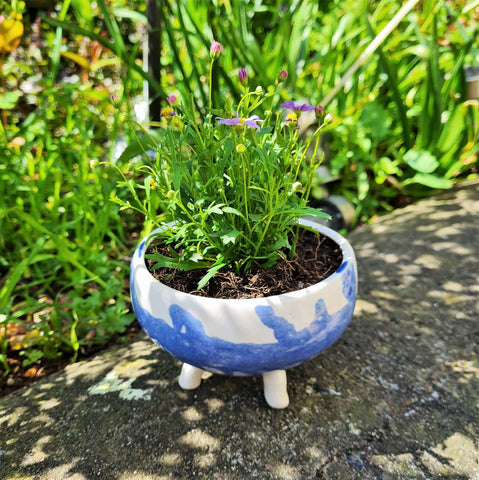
[360,103,391,142]
[172,162,184,191]
[71,0,94,22]
[379,157,399,175]
[197,262,227,290]
[146,252,180,270]
[222,206,242,216]
[296,207,331,219]
[20,349,44,367]
[146,252,211,271]
[0,237,47,309]
[436,106,464,153]
[268,236,290,251]
[405,173,453,189]
[189,253,204,263]
[208,204,224,215]
[221,229,241,245]
[357,164,369,201]
[403,150,439,174]
[0,91,20,110]
[112,8,148,24]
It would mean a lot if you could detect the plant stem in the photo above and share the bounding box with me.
[209,59,215,111]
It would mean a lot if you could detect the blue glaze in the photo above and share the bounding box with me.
[336,260,348,274]
[130,259,356,376]
[138,240,146,258]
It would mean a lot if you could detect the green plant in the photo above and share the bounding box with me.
[302,0,478,223]
[111,46,334,288]
[0,45,138,374]
[0,96,135,369]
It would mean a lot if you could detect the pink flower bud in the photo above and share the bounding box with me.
[210,41,222,59]
[167,95,177,106]
[278,69,288,81]
[314,105,324,118]
[110,93,121,108]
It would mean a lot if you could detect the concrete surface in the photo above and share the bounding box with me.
[1,180,478,480]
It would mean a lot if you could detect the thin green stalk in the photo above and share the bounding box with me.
[48,0,72,86]
[209,59,215,111]
[180,5,241,102]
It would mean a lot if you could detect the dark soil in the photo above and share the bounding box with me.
[146,228,343,299]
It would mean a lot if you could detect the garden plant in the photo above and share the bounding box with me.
[0,0,477,388]
[111,45,336,291]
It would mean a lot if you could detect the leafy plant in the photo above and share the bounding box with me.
[111,49,333,288]
[0,1,141,373]
[304,0,479,223]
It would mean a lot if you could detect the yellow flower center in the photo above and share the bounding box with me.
[238,118,246,124]
[161,107,174,118]
[285,113,298,123]
[236,143,246,153]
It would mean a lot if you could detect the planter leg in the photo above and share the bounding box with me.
[263,370,289,409]
[178,363,204,390]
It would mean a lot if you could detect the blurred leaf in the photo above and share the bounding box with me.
[0,237,47,309]
[357,164,369,201]
[436,106,465,153]
[71,0,94,23]
[20,349,44,367]
[379,156,399,175]
[60,51,91,71]
[403,149,439,174]
[0,91,20,109]
[90,57,120,71]
[360,103,391,142]
[221,228,241,245]
[112,8,148,24]
[405,173,453,189]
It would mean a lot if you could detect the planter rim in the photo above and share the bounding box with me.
[132,218,356,305]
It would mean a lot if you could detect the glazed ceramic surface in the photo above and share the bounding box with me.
[130,219,357,376]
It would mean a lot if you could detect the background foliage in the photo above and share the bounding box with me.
[1,0,478,377]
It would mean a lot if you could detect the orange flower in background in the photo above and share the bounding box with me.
[0,12,23,55]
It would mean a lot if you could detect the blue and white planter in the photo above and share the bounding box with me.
[130,219,357,408]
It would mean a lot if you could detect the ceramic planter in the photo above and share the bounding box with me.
[130,218,357,408]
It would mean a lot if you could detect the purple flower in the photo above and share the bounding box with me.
[216,114,263,130]
[238,67,248,84]
[281,101,315,112]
